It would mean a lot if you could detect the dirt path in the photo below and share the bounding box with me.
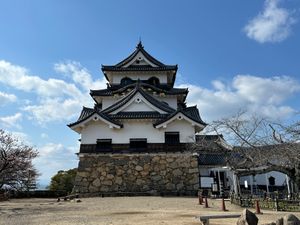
[0,197,299,225]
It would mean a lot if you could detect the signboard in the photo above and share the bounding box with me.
[200,177,214,188]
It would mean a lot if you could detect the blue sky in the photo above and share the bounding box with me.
[0,0,300,186]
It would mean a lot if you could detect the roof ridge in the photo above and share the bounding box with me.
[90,82,188,97]
[103,43,172,68]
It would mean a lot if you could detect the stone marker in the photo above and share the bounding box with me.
[276,217,283,225]
[283,214,300,225]
[236,209,258,225]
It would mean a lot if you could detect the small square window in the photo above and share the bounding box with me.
[165,132,180,144]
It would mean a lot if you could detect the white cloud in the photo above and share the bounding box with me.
[244,0,296,43]
[0,60,82,98]
[0,113,22,128]
[24,98,82,123]
[41,133,49,139]
[177,75,300,122]
[0,60,107,124]
[34,143,79,185]
[54,61,107,90]
[0,91,16,106]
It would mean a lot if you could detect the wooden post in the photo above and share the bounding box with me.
[204,197,209,208]
[255,200,262,214]
[198,194,203,205]
[221,198,227,211]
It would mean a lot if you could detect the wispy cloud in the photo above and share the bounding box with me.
[0,113,23,129]
[0,91,16,106]
[177,75,300,122]
[244,0,296,43]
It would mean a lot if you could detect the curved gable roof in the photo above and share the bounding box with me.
[67,107,122,130]
[101,82,176,114]
[154,106,207,131]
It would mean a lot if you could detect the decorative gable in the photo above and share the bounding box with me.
[111,92,170,114]
[123,51,158,68]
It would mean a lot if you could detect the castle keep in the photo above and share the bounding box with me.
[68,42,206,195]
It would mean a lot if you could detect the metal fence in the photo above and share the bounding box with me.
[231,195,300,212]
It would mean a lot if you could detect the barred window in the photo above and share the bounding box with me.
[165,132,180,144]
[96,139,112,150]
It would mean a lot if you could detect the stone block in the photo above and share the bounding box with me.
[151,175,161,181]
[188,168,198,173]
[92,178,101,187]
[107,174,114,179]
[237,209,258,225]
[102,180,113,186]
[135,165,143,171]
[173,169,183,176]
[283,214,300,225]
[115,177,123,185]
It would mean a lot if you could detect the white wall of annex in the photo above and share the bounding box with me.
[240,171,287,186]
[80,120,195,144]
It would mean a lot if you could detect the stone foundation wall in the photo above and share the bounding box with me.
[73,153,199,195]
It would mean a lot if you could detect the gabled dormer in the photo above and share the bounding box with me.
[101,41,178,87]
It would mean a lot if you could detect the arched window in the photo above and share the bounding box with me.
[120,77,134,86]
[148,77,160,86]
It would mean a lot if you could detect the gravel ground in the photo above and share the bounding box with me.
[0,197,300,225]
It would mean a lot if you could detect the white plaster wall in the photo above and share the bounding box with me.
[165,120,195,142]
[240,171,287,186]
[110,92,167,114]
[81,119,195,144]
[122,101,158,112]
[153,96,177,109]
[112,73,168,84]
[102,97,118,110]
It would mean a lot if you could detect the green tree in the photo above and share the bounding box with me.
[49,168,77,194]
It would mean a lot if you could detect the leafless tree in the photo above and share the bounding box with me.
[0,129,39,191]
[206,111,300,191]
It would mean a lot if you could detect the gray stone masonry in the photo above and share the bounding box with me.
[73,153,199,195]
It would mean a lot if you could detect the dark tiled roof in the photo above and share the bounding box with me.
[67,107,122,128]
[101,42,178,86]
[194,135,227,152]
[90,82,188,97]
[77,106,94,121]
[109,111,168,119]
[154,106,207,127]
[198,153,226,166]
[101,65,177,72]
[112,41,170,68]
[102,82,176,114]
